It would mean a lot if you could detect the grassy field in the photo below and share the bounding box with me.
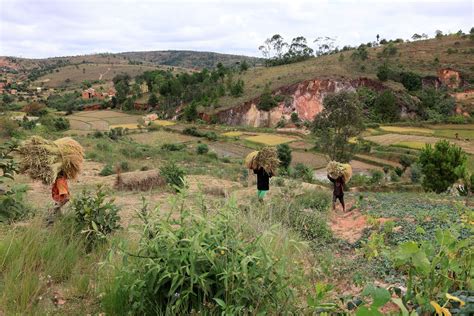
[34,63,163,88]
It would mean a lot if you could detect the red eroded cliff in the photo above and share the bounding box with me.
[211,77,385,127]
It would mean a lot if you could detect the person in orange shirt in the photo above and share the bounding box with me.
[48,171,70,225]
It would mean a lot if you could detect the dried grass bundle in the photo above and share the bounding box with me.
[327,161,352,182]
[18,136,84,184]
[244,151,259,170]
[255,147,280,175]
[115,169,165,191]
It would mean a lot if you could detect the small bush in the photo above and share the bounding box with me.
[290,209,332,242]
[196,144,209,155]
[0,185,32,223]
[71,187,120,249]
[370,169,384,184]
[394,166,403,177]
[93,130,104,138]
[99,164,114,176]
[0,117,21,138]
[390,170,400,182]
[293,163,313,182]
[183,127,201,137]
[159,161,186,191]
[161,143,185,151]
[119,161,130,172]
[294,191,331,213]
[410,163,422,183]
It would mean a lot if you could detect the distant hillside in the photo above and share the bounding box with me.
[210,35,474,113]
[117,50,262,69]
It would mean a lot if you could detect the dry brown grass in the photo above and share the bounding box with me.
[115,169,165,191]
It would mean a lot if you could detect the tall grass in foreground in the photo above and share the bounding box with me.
[101,192,313,315]
[0,216,98,314]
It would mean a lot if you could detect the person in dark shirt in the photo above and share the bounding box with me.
[328,175,345,212]
[254,167,273,200]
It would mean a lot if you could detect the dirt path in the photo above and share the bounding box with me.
[98,67,111,80]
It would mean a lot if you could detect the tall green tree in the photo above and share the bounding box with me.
[418,140,467,193]
[257,84,277,111]
[374,90,399,122]
[312,91,364,162]
[148,93,158,107]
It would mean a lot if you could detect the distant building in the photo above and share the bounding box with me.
[82,87,116,100]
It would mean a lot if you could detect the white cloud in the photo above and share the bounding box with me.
[0,0,472,58]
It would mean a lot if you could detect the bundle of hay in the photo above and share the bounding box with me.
[327,161,352,182]
[244,147,280,174]
[244,151,259,170]
[115,169,165,191]
[18,136,84,184]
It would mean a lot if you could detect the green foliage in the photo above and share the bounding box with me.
[119,161,130,172]
[290,208,332,242]
[415,88,455,120]
[290,112,299,123]
[399,154,415,171]
[294,191,331,213]
[370,169,384,185]
[230,79,244,97]
[351,45,369,61]
[71,187,120,249]
[312,91,364,162]
[257,84,278,111]
[292,163,313,182]
[182,102,198,122]
[391,227,472,312]
[103,198,296,314]
[147,93,158,107]
[99,164,114,176]
[159,161,186,191]
[356,284,391,316]
[196,143,209,155]
[410,163,422,183]
[276,143,292,170]
[161,143,186,151]
[376,64,389,81]
[419,140,467,193]
[400,71,422,91]
[374,90,399,122]
[0,185,31,223]
[107,127,126,140]
[39,115,70,131]
[0,116,21,138]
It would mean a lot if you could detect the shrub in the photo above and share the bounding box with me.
[410,163,422,183]
[159,161,186,191]
[257,84,278,111]
[103,201,295,314]
[290,209,332,242]
[183,127,201,137]
[183,102,198,122]
[93,130,104,138]
[99,164,114,176]
[374,90,399,122]
[394,166,403,177]
[53,117,70,131]
[71,187,120,249]
[107,127,126,140]
[23,102,48,116]
[196,143,209,155]
[0,116,21,137]
[0,185,31,223]
[400,72,422,91]
[390,170,400,182]
[399,154,414,171]
[294,191,331,213]
[419,140,467,193]
[119,161,130,172]
[39,115,70,131]
[370,169,384,184]
[204,131,218,141]
[293,163,313,182]
[277,143,292,170]
[161,143,186,151]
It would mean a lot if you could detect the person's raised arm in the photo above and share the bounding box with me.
[327,175,335,183]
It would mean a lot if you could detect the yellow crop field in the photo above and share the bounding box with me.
[109,124,141,130]
[222,131,243,137]
[393,141,427,150]
[245,134,295,146]
[380,126,434,135]
[153,120,176,126]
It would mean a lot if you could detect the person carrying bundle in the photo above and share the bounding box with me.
[328,174,345,212]
[326,161,352,212]
[17,136,84,224]
[49,171,70,224]
[244,147,279,201]
[254,167,273,200]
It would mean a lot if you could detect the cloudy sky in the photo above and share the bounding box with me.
[0,0,472,58]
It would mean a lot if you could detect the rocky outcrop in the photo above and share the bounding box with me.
[438,68,463,89]
[211,77,385,127]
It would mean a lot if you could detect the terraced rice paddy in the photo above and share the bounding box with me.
[221,131,243,137]
[67,110,141,131]
[152,120,176,126]
[365,133,474,154]
[130,130,197,146]
[379,126,433,135]
[245,134,296,146]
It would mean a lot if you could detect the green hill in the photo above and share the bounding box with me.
[211,35,474,112]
